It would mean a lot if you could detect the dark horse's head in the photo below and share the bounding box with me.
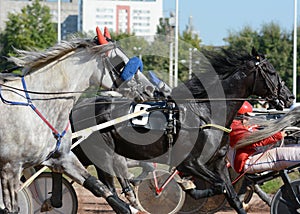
[247,48,294,109]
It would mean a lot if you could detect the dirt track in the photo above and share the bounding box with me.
[74,183,270,214]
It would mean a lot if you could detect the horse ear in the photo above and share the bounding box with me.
[96,26,108,45]
[251,47,258,57]
[104,26,112,40]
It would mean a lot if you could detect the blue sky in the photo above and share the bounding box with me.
[163,0,299,46]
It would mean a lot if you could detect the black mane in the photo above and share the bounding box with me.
[171,49,253,99]
[203,48,252,77]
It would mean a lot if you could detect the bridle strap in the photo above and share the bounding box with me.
[253,59,280,99]
[251,66,259,95]
[103,55,120,88]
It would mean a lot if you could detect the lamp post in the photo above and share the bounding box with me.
[169,42,174,87]
[168,14,176,88]
[293,0,298,102]
[174,0,179,87]
[188,48,192,80]
[188,48,198,80]
[57,0,61,42]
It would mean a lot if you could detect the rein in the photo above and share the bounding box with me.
[0,77,69,159]
[0,81,269,102]
[0,81,92,96]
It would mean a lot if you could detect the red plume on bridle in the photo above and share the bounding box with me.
[96,26,108,45]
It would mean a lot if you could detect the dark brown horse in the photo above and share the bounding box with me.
[70,48,294,213]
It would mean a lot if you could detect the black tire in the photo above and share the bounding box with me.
[27,172,78,214]
[271,179,300,214]
[136,169,185,214]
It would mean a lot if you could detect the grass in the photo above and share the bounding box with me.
[260,171,300,194]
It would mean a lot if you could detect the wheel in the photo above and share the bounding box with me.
[177,178,207,214]
[136,169,185,214]
[198,167,244,214]
[271,179,300,214]
[27,172,78,214]
[0,184,33,213]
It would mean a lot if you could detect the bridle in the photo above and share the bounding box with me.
[251,58,284,103]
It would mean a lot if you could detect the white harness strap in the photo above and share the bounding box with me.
[20,109,148,190]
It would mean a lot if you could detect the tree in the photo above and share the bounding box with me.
[223,23,294,93]
[224,25,260,51]
[0,0,57,69]
[258,23,293,83]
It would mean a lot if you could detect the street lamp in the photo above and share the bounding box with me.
[293,0,298,102]
[57,0,61,42]
[168,13,176,88]
[174,0,179,87]
[188,48,197,80]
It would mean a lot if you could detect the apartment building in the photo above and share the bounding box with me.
[0,0,163,39]
[79,0,163,37]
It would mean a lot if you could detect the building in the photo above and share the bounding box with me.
[79,0,163,37]
[0,0,78,40]
[0,0,163,40]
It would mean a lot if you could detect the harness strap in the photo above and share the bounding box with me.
[0,77,69,159]
[46,121,70,160]
[199,124,232,133]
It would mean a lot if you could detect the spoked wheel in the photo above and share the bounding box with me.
[28,172,78,214]
[136,169,185,214]
[0,184,33,213]
[177,178,207,214]
[271,179,300,214]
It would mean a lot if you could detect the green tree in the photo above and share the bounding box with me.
[224,25,260,51]
[224,23,294,93]
[181,30,201,50]
[110,31,135,42]
[258,23,293,84]
[0,0,57,69]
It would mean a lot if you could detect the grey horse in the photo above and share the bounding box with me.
[0,38,147,214]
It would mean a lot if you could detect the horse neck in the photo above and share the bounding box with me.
[220,73,253,126]
[11,51,102,129]
[24,51,99,101]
